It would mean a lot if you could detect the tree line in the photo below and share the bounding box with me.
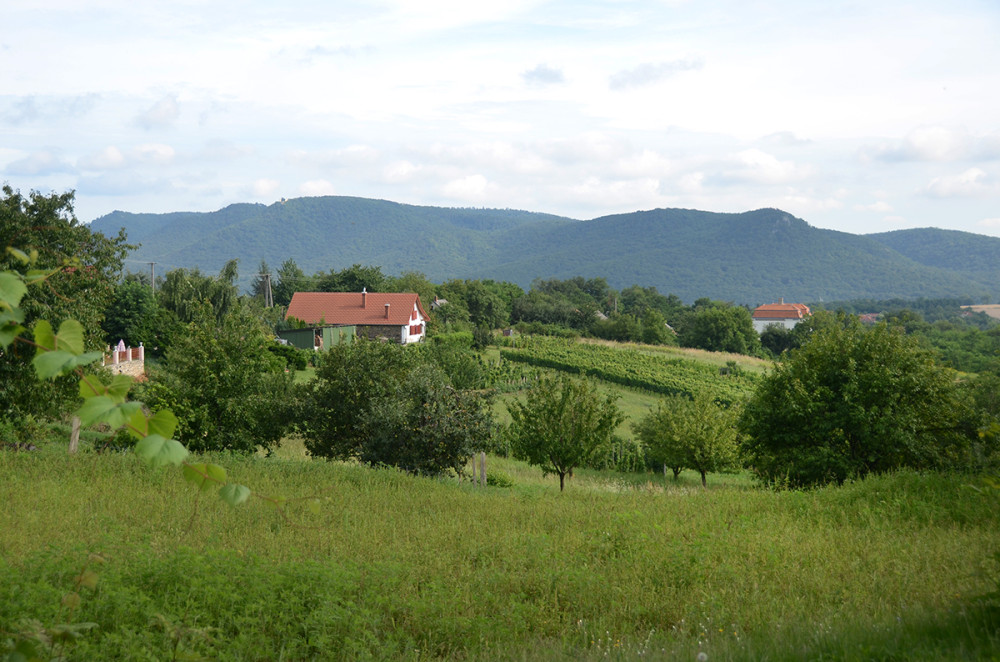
[3,187,999,492]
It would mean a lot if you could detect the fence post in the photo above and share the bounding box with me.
[479,452,486,487]
[69,416,80,454]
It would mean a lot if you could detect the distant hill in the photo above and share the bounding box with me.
[868,228,1000,298]
[90,197,996,304]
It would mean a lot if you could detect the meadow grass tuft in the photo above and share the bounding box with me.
[2,441,998,660]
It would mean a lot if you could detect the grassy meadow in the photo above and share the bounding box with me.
[2,438,998,661]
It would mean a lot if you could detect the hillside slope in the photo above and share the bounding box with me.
[868,228,1000,297]
[90,198,993,303]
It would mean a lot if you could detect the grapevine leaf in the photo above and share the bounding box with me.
[183,463,227,492]
[79,376,104,399]
[77,395,118,426]
[134,434,188,468]
[126,408,149,440]
[146,409,178,439]
[76,396,141,429]
[219,483,251,507]
[106,374,134,402]
[0,271,28,308]
[56,319,86,355]
[75,350,104,368]
[33,349,77,379]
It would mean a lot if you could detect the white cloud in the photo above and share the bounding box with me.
[608,58,703,90]
[925,168,993,197]
[133,144,176,165]
[522,64,565,86]
[864,126,1000,163]
[442,174,489,200]
[79,146,126,170]
[383,161,419,182]
[4,151,74,176]
[722,149,810,185]
[135,94,180,130]
[977,217,1000,229]
[855,201,893,213]
[299,179,336,196]
[252,178,280,197]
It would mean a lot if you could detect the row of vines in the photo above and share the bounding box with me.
[499,338,759,404]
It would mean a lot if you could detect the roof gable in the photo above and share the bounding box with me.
[286,291,429,326]
[752,302,811,320]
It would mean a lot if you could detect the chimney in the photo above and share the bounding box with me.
[779,297,784,305]
[362,287,366,308]
[385,303,390,319]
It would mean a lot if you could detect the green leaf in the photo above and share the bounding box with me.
[75,350,104,367]
[33,319,56,351]
[0,271,28,308]
[77,396,142,429]
[33,349,77,379]
[79,376,104,399]
[219,483,251,507]
[6,247,31,264]
[55,319,86,355]
[134,434,189,468]
[146,409,178,439]
[0,321,25,348]
[183,463,227,492]
[106,374,134,402]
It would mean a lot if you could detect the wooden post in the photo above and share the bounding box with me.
[479,452,486,487]
[69,416,80,454]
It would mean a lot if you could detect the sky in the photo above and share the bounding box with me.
[3,0,1000,238]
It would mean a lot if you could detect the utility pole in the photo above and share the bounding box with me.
[148,262,156,293]
[263,273,273,308]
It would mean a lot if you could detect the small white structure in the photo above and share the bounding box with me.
[104,342,145,378]
[752,299,811,333]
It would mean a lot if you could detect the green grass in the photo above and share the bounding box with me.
[2,441,998,660]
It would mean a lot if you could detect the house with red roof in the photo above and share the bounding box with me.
[751,298,811,333]
[283,289,429,347]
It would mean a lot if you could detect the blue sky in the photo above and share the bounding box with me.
[3,0,999,237]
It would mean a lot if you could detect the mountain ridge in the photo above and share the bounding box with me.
[89,197,996,304]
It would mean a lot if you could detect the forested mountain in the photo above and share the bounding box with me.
[90,197,997,304]
[868,228,1000,296]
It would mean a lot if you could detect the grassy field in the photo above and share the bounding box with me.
[2,440,998,661]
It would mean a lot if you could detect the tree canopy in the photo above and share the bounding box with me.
[507,374,623,490]
[740,317,974,487]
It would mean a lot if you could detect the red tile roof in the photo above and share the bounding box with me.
[286,292,429,326]
[752,302,811,320]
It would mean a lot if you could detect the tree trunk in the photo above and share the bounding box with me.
[700,470,707,487]
[672,466,681,480]
[559,471,566,491]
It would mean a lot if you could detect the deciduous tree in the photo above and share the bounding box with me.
[633,392,740,486]
[741,318,973,487]
[507,375,623,491]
